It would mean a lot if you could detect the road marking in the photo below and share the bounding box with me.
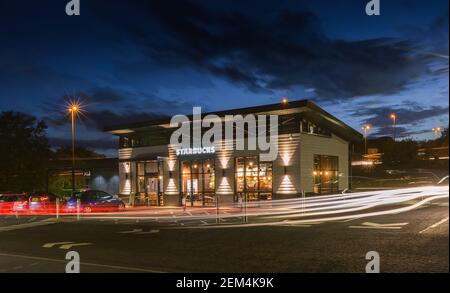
[419,217,449,234]
[362,222,408,227]
[117,229,159,235]
[59,243,92,250]
[0,252,165,273]
[280,224,312,227]
[0,220,56,232]
[349,226,403,230]
[349,222,408,230]
[136,229,159,235]
[42,242,74,248]
[118,229,143,234]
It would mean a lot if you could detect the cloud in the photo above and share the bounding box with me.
[103,0,436,101]
[83,109,167,129]
[41,87,195,130]
[353,104,449,137]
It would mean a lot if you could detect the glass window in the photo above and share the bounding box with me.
[236,157,245,193]
[137,163,145,176]
[145,162,158,174]
[181,159,216,207]
[203,159,215,193]
[235,157,272,201]
[313,155,339,194]
[301,119,331,137]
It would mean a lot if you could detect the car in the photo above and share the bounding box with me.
[0,193,30,213]
[28,192,64,213]
[64,190,125,213]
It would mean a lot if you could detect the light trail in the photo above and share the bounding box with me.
[167,194,449,229]
[76,186,449,227]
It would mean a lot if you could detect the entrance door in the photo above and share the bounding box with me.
[181,160,215,207]
[146,177,158,206]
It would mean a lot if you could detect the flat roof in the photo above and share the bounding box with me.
[104,100,362,142]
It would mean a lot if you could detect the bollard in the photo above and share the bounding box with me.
[76,198,81,221]
[216,195,219,224]
[301,190,305,212]
[56,198,60,220]
[244,193,248,223]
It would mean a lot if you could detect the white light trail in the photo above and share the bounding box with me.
[77,186,449,227]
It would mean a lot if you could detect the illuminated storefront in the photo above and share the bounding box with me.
[106,100,361,206]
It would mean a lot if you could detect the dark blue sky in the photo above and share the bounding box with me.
[0,0,448,156]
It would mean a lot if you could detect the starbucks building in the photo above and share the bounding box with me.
[105,100,362,207]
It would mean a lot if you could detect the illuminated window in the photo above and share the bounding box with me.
[313,155,339,194]
[181,159,215,206]
[235,157,272,201]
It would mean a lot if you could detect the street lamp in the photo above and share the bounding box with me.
[390,113,397,141]
[68,103,80,193]
[362,124,371,155]
[281,97,288,105]
[432,127,442,137]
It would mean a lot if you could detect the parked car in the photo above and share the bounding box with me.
[64,190,125,213]
[0,193,30,213]
[28,192,64,213]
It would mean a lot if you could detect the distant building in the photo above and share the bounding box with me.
[417,146,449,161]
[46,158,119,195]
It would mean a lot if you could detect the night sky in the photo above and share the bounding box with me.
[0,0,448,156]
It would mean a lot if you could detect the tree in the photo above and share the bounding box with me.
[0,111,52,191]
[382,139,419,166]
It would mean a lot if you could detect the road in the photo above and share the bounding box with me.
[0,194,447,273]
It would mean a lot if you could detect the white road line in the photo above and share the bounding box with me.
[136,229,159,235]
[117,229,159,235]
[59,243,92,250]
[0,252,165,273]
[349,226,403,230]
[0,221,56,232]
[349,222,408,230]
[43,242,74,248]
[280,224,312,228]
[118,229,143,234]
[419,217,449,234]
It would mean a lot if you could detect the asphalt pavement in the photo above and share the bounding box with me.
[0,198,447,273]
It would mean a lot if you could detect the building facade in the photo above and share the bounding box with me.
[105,100,361,207]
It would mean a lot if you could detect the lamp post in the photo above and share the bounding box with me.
[432,127,442,137]
[69,104,79,193]
[390,113,397,141]
[362,124,371,155]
